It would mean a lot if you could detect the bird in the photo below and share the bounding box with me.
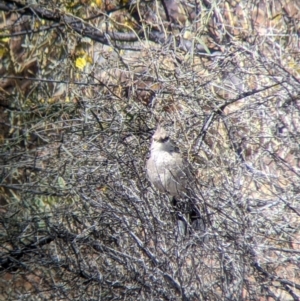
[146,125,205,237]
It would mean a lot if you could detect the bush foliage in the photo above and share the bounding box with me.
[1,0,300,300]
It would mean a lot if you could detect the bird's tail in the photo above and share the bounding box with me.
[172,197,206,240]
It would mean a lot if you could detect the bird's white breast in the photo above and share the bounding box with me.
[147,150,188,196]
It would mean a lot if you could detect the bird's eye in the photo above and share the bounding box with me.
[161,137,169,142]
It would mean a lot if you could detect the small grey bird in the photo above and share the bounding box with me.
[146,125,205,236]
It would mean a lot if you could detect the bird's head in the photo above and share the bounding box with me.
[150,126,177,152]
